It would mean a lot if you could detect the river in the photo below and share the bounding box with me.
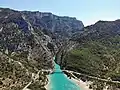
[48,60,81,90]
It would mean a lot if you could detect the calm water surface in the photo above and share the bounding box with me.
[48,62,81,90]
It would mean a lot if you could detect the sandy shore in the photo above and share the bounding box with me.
[70,78,93,90]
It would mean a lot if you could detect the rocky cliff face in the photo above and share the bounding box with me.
[0,8,84,90]
[22,11,84,38]
[0,8,55,90]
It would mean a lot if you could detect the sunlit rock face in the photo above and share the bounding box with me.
[22,11,84,38]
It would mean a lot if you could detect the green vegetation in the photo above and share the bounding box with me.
[66,37,120,75]
[63,23,120,89]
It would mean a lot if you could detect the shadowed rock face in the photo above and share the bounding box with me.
[0,8,84,90]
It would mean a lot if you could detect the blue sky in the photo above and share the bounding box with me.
[0,0,120,26]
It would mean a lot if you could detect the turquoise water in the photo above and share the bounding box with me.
[48,62,81,90]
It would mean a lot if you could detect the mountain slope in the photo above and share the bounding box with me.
[0,8,55,90]
[0,7,84,90]
[63,20,120,90]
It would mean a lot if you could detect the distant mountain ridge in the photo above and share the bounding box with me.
[72,19,120,41]
[0,7,84,38]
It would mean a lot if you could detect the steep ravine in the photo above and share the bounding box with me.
[2,7,120,90]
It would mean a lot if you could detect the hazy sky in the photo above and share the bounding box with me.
[0,0,120,26]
